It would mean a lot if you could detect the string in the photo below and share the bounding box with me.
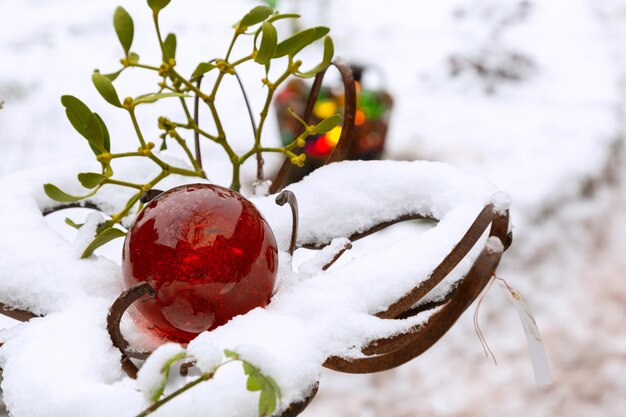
[473,275,498,365]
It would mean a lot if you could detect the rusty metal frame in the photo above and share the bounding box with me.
[269,59,357,194]
[101,204,509,415]
[0,59,512,417]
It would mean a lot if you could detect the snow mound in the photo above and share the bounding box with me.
[0,160,507,416]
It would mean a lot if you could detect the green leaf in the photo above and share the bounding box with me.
[255,22,277,65]
[113,7,134,56]
[43,183,93,203]
[92,72,122,107]
[60,96,109,155]
[224,349,239,359]
[147,351,186,402]
[97,219,116,234]
[133,92,187,105]
[296,35,334,78]
[312,114,342,134]
[164,33,176,60]
[65,218,84,230]
[81,227,126,258]
[102,68,124,81]
[147,0,171,13]
[238,6,273,31]
[61,95,92,140]
[85,113,106,153]
[243,362,256,375]
[239,360,282,416]
[160,352,186,374]
[93,113,111,152]
[267,13,300,23]
[259,387,277,416]
[77,172,106,189]
[266,375,281,400]
[274,26,329,58]
[246,374,264,391]
[191,62,216,80]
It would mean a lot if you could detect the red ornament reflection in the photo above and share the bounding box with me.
[122,184,278,342]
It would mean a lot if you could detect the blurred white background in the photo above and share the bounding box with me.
[1,0,625,416]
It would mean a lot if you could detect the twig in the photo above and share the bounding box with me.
[194,76,203,171]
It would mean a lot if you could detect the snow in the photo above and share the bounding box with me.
[485,236,504,254]
[0,157,495,416]
[186,340,222,374]
[0,303,142,417]
[137,343,185,401]
[253,160,499,250]
[297,237,351,278]
[1,0,626,416]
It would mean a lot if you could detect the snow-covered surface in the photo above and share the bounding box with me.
[0,158,500,416]
[1,0,626,416]
[137,343,185,401]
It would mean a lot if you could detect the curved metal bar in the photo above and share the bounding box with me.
[232,69,264,180]
[394,280,461,321]
[270,59,357,193]
[362,212,511,356]
[322,240,353,271]
[0,302,40,322]
[41,201,104,216]
[377,204,495,319]
[299,214,432,250]
[326,61,356,164]
[323,209,509,373]
[275,383,319,417]
[324,246,503,373]
[275,190,299,256]
[140,189,164,204]
[107,282,154,375]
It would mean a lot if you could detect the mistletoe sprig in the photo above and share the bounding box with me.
[44,0,339,258]
[137,347,281,417]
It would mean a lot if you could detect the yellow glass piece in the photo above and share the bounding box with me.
[327,126,342,145]
[314,100,337,119]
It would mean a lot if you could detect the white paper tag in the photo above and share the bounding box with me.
[496,278,552,385]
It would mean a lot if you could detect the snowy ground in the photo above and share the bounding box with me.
[1,0,626,416]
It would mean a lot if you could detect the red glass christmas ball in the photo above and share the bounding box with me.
[122,183,278,342]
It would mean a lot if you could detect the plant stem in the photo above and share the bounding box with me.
[231,163,241,192]
[231,55,253,67]
[103,179,144,190]
[135,373,212,417]
[250,69,291,180]
[168,130,203,173]
[192,125,220,142]
[225,33,239,62]
[110,151,145,159]
[148,154,168,170]
[232,69,259,177]
[152,11,166,59]
[169,166,205,177]
[239,146,297,164]
[193,76,203,172]
[111,192,142,223]
[169,69,210,101]
[129,109,147,147]
[131,63,161,72]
